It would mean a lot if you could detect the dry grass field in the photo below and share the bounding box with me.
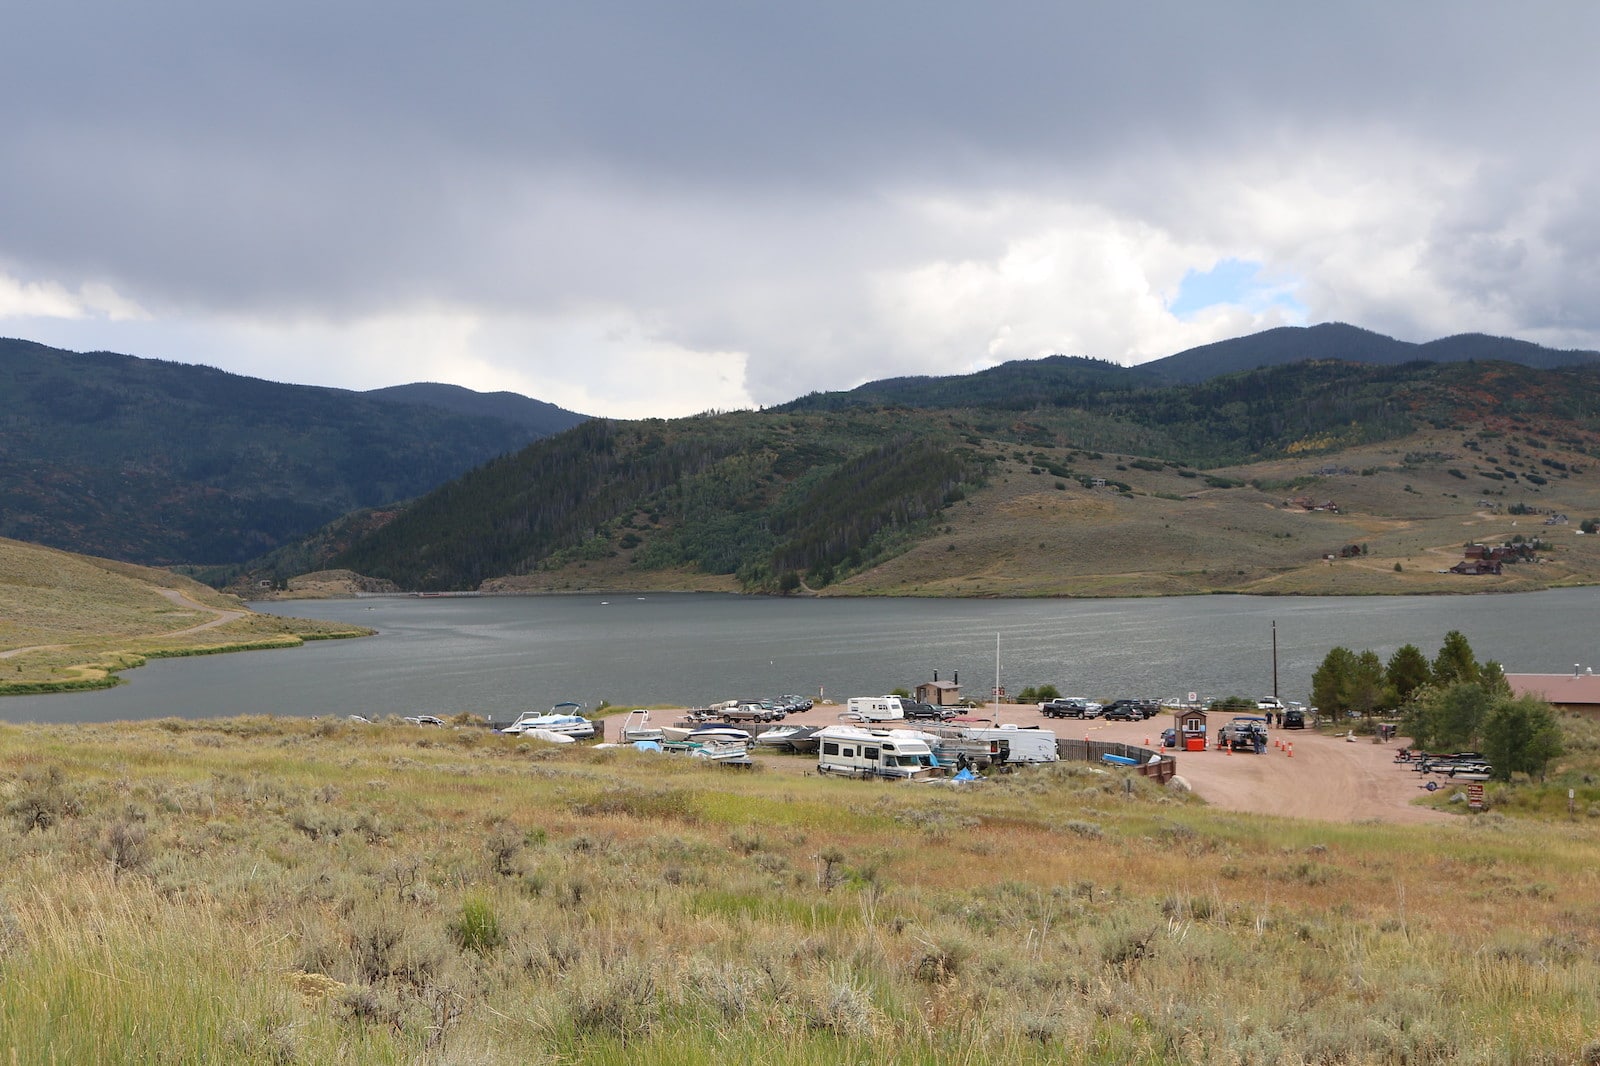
[0,539,371,695]
[0,715,1596,1063]
[836,428,1600,598]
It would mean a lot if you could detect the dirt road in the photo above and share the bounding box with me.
[730,702,1451,825]
[0,589,248,661]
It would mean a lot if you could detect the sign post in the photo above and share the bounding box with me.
[1467,783,1485,811]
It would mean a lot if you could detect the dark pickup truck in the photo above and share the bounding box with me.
[1041,698,1099,719]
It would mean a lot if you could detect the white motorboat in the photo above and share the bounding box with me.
[685,724,753,744]
[500,702,595,739]
[523,728,577,744]
[687,737,751,762]
[754,724,805,746]
[619,709,665,743]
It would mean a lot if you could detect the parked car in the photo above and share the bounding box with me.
[904,701,956,720]
[1101,700,1144,721]
[1103,698,1161,721]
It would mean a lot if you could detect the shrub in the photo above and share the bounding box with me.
[450,895,506,955]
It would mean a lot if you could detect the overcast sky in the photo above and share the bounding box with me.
[4,3,1598,418]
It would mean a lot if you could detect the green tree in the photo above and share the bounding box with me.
[1311,647,1357,717]
[1479,660,1510,698]
[1432,630,1480,687]
[1405,682,1493,750]
[1480,696,1564,781]
[1035,684,1060,701]
[1348,650,1386,716]
[1386,644,1432,704]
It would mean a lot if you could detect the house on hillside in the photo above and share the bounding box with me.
[1449,558,1501,575]
[1507,671,1600,716]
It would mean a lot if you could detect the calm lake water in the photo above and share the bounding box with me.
[4,590,1599,725]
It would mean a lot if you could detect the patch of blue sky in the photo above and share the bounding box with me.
[1168,258,1306,321]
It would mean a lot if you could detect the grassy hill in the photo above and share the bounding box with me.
[0,338,587,566]
[303,358,1600,597]
[0,714,1596,1062]
[0,538,370,694]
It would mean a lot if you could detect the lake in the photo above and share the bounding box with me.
[3,589,1598,724]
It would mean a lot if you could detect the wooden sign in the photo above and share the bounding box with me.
[1468,783,1485,811]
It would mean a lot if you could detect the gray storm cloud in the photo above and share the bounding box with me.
[3,2,1599,415]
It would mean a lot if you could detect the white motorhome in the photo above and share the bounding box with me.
[816,726,939,779]
[845,696,907,722]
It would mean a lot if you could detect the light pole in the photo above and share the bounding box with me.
[1272,620,1279,699]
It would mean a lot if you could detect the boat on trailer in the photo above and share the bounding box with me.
[500,701,595,739]
[618,710,666,743]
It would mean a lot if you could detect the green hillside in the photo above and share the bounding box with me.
[305,357,1600,595]
[0,339,587,566]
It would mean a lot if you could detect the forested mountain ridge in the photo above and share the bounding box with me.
[328,413,988,591]
[1137,322,1600,383]
[303,356,1600,595]
[362,382,582,436]
[0,338,587,565]
[781,324,1600,411]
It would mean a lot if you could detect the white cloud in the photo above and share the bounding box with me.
[0,272,148,322]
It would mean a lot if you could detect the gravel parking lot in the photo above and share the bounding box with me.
[720,701,1451,824]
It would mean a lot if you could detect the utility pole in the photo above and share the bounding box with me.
[1272,620,1279,699]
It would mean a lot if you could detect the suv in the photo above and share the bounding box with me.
[1103,698,1160,721]
[1280,708,1306,729]
[1100,700,1143,721]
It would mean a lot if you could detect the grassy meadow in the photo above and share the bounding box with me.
[1,715,1597,1064]
[0,538,371,695]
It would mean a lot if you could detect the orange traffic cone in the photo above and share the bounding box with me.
[1287,742,1294,758]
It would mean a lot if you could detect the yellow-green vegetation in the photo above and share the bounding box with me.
[832,427,1600,597]
[0,538,371,695]
[452,423,1600,599]
[2,717,1598,1063]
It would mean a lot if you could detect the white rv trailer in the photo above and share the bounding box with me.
[844,696,908,722]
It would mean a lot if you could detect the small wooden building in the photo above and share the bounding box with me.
[917,674,962,706]
[1173,707,1208,752]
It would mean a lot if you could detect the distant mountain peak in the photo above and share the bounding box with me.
[1136,323,1600,383]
